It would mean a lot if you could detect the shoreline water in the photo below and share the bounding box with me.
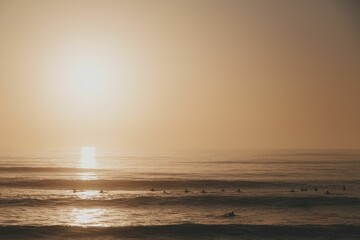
[1,224,359,239]
[0,150,359,239]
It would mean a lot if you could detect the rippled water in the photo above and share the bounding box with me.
[0,149,359,239]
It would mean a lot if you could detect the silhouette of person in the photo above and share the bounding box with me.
[224,211,235,217]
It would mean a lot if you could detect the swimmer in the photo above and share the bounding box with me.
[224,211,235,218]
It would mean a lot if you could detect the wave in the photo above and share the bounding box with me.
[1,178,358,190]
[1,195,359,208]
[0,179,272,189]
[0,167,101,173]
[0,224,359,239]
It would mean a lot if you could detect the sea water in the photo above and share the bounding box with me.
[0,149,359,239]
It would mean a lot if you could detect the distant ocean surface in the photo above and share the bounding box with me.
[0,149,359,239]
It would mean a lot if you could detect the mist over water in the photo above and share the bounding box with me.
[0,149,359,239]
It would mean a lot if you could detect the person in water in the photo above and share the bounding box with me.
[150,188,155,192]
[184,188,190,193]
[201,190,206,193]
[224,211,235,217]
[314,186,318,191]
[343,185,346,191]
[237,188,241,193]
[325,190,330,195]
[221,188,225,192]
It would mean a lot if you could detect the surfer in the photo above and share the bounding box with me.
[224,211,235,218]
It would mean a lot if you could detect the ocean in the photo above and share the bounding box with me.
[0,149,359,239]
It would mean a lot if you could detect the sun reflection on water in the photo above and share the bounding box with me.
[77,172,98,180]
[75,190,99,199]
[70,208,108,226]
[80,146,97,169]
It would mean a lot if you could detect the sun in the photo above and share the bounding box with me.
[47,37,136,120]
[69,58,106,99]
[63,47,110,102]
[49,39,118,107]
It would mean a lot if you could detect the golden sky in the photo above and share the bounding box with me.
[0,0,359,150]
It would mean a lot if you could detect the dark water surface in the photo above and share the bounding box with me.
[0,149,359,239]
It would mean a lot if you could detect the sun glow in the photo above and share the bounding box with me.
[57,44,111,103]
[48,39,125,109]
[67,58,107,100]
[80,147,97,169]
[45,36,137,126]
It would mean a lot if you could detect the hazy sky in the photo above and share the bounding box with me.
[0,0,359,150]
